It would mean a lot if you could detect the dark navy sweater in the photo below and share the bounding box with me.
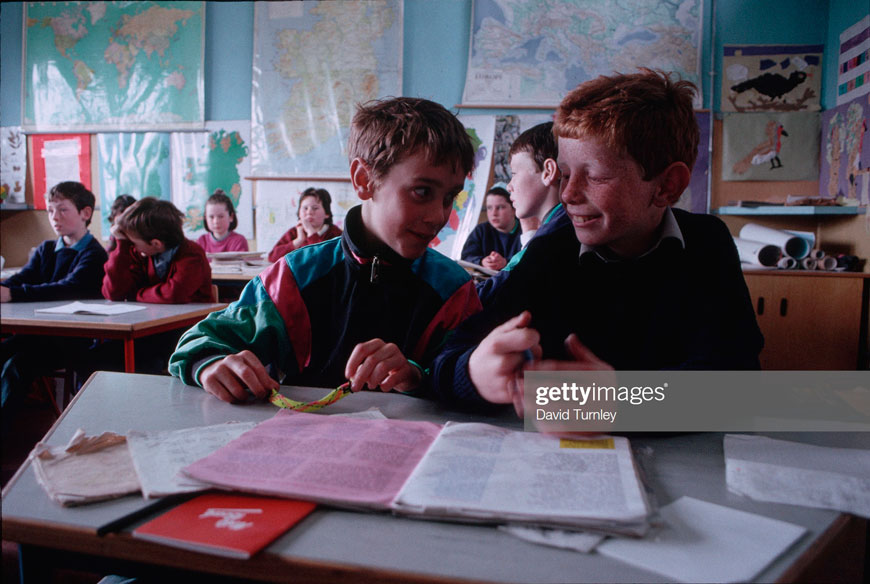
[2,233,107,302]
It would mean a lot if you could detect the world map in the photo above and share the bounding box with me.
[24,1,204,131]
[463,0,702,106]
[251,1,402,177]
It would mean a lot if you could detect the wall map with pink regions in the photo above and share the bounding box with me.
[820,95,870,206]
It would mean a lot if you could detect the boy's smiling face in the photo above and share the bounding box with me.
[355,150,466,260]
[557,135,669,259]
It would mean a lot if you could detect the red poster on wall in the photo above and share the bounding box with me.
[31,134,91,209]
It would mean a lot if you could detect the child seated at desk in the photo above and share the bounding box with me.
[170,97,482,403]
[105,194,136,252]
[102,197,213,304]
[1,181,107,420]
[461,187,522,272]
[477,122,568,304]
[267,187,342,262]
[431,69,764,410]
[196,189,249,253]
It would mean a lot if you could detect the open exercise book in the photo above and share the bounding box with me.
[34,301,147,316]
[182,411,651,536]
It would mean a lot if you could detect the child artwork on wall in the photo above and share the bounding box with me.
[820,95,870,206]
[722,112,820,182]
[722,45,823,112]
[0,127,26,205]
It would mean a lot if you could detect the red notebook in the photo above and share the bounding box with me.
[133,493,316,559]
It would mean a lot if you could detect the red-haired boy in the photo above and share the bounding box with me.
[433,69,763,409]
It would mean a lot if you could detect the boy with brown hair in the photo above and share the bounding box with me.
[432,69,763,408]
[2,181,107,416]
[507,121,563,248]
[102,197,213,303]
[169,97,482,403]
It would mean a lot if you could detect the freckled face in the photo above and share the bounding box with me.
[205,202,232,238]
[557,136,665,258]
[360,151,466,260]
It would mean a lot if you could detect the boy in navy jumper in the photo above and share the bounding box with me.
[170,97,482,403]
[102,197,213,304]
[2,181,107,414]
[432,69,763,410]
[460,187,521,271]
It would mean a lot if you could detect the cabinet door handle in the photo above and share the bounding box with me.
[779,298,788,317]
[756,297,764,315]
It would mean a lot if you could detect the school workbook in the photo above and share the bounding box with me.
[182,411,650,536]
[133,493,316,559]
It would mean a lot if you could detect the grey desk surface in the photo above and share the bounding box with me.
[0,300,225,331]
[2,371,866,583]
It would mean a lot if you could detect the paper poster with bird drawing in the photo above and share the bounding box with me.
[722,112,819,181]
[723,45,822,112]
[820,95,870,206]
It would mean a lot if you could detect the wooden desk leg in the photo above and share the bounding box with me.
[123,338,136,373]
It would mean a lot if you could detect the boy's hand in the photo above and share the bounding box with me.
[468,311,541,413]
[481,251,507,271]
[532,334,615,372]
[110,223,128,241]
[0,286,10,303]
[199,350,279,403]
[345,339,422,393]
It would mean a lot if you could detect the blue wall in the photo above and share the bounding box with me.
[1,0,863,128]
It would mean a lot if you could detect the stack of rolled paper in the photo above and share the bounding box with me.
[734,224,844,271]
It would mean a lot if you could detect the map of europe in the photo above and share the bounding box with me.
[463,0,702,106]
[24,1,204,131]
[251,1,402,176]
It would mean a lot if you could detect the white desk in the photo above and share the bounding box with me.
[0,301,226,372]
[1,371,866,583]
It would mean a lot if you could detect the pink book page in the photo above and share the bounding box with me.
[182,410,442,510]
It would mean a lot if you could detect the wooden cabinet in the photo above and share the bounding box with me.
[742,272,869,370]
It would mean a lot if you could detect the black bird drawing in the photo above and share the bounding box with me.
[730,71,807,101]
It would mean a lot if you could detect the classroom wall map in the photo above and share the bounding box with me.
[251,1,403,177]
[463,0,702,107]
[23,1,204,132]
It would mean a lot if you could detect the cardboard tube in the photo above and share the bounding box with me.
[801,257,817,270]
[777,257,797,269]
[734,238,782,267]
[818,256,837,270]
[739,224,811,260]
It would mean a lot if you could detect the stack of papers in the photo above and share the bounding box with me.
[182,412,651,535]
[724,434,870,518]
[31,429,140,506]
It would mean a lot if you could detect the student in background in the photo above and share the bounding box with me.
[1,181,107,421]
[477,122,568,304]
[460,186,521,271]
[507,122,564,248]
[102,197,213,303]
[196,189,249,253]
[432,69,763,410]
[170,97,481,403]
[105,194,136,252]
[267,187,342,262]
